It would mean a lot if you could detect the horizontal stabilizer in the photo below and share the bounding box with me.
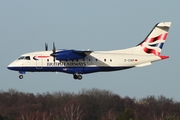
[159,56,169,60]
[135,62,151,67]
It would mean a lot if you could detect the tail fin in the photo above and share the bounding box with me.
[138,22,171,56]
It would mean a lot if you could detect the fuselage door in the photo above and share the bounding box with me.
[86,57,92,65]
[35,55,43,69]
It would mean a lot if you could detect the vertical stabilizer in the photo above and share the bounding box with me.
[138,22,171,56]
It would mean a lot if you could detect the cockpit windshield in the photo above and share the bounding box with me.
[17,56,31,60]
[18,56,25,60]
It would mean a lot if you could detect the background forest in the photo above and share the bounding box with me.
[0,88,180,120]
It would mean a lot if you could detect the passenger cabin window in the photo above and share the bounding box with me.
[104,59,106,62]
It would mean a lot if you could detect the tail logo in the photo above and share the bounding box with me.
[140,33,168,56]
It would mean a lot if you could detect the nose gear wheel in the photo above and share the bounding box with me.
[73,74,82,80]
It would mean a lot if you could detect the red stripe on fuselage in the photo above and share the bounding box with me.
[37,56,50,58]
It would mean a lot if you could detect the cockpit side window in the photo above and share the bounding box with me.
[25,56,30,60]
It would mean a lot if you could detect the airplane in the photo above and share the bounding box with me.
[7,22,171,80]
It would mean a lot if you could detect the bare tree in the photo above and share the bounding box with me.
[101,109,117,120]
[61,102,84,120]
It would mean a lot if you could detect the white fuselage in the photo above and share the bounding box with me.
[8,50,161,75]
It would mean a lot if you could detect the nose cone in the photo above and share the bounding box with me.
[7,61,19,71]
[7,63,14,70]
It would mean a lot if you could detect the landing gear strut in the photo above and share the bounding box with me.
[19,75,23,79]
[19,71,25,79]
[73,74,83,80]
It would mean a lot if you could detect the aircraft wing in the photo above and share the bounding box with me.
[55,50,92,61]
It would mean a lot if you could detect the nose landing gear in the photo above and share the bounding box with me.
[19,71,25,79]
[73,74,83,80]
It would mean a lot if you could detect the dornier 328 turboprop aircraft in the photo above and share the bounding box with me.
[8,22,171,80]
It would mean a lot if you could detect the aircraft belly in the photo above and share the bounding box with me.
[10,66,133,74]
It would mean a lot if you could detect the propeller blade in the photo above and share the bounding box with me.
[53,56,55,62]
[45,43,48,51]
[50,42,56,62]
[53,42,56,53]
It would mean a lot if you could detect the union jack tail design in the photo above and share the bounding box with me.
[138,22,171,56]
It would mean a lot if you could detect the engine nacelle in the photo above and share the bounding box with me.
[55,50,86,60]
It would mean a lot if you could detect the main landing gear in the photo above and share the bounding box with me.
[19,75,23,79]
[73,74,83,80]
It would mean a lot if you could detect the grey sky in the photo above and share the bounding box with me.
[1,1,180,101]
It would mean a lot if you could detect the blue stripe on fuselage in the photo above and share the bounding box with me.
[7,66,133,74]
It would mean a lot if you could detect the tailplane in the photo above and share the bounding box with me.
[138,22,171,56]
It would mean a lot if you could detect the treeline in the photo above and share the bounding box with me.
[0,88,180,120]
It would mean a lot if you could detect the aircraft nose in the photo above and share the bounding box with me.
[7,63,13,70]
[7,61,18,71]
[7,61,23,71]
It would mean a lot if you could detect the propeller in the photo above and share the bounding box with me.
[50,42,56,62]
[45,43,48,51]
